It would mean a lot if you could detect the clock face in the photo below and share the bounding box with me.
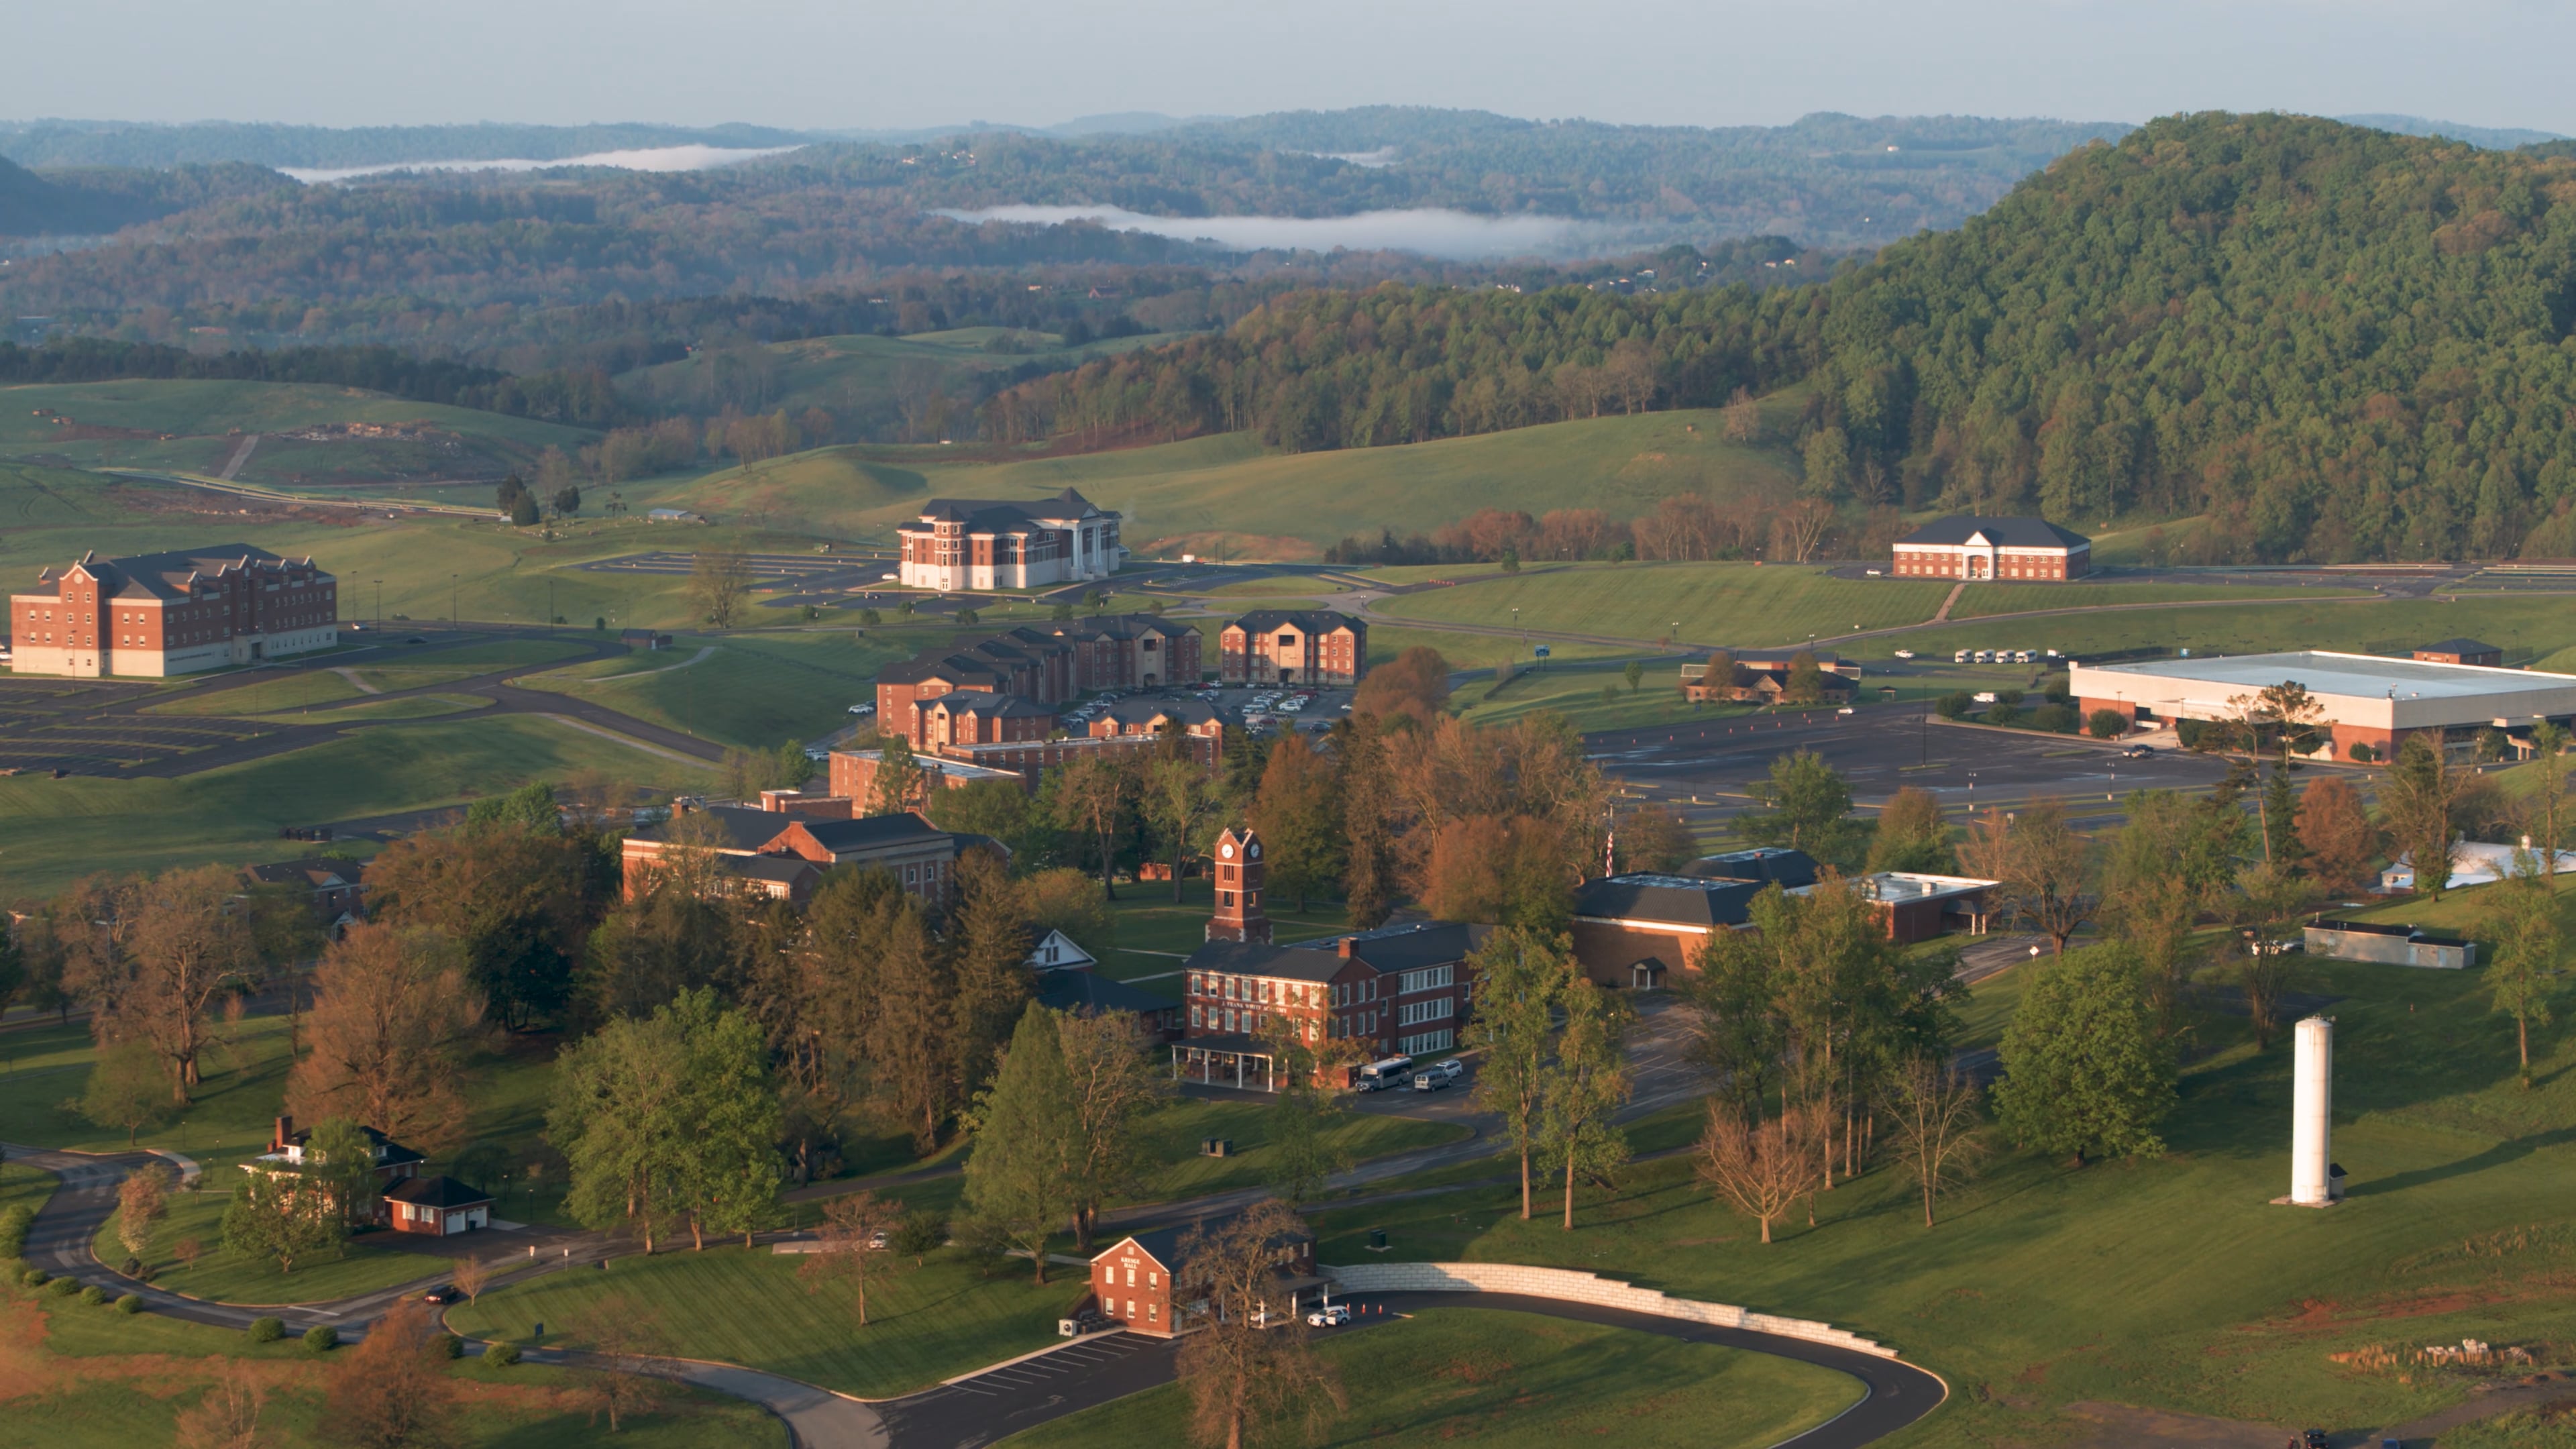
[1220,842,1235,859]
[1249,843,1261,859]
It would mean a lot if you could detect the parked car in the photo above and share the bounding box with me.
[847,702,875,716]
[1413,1069,1450,1092]
[1307,1301,1353,1327]
[1953,649,1971,663]
[2122,744,2154,759]
[1892,648,1915,659]
[1863,567,1883,576]
[1835,706,1856,715]
[419,1284,459,1305]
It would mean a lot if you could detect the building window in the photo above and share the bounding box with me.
[1191,1005,1203,1027]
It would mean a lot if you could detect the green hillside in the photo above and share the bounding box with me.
[0,460,146,526]
[1372,562,1951,646]
[614,327,1193,433]
[666,410,1797,557]
[0,378,597,487]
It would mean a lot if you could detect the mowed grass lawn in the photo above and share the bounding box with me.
[1454,656,1754,733]
[1126,1100,1469,1203]
[1092,874,1352,984]
[92,1191,444,1305]
[1943,580,2371,617]
[5,1275,780,1449]
[1309,940,2576,1446]
[1371,563,1951,647]
[446,1244,1072,1398]
[1894,594,2576,663]
[516,629,914,749]
[1005,1307,1860,1449]
[0,713,712,898]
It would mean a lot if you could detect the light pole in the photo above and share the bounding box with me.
[372,579,381,625]
[449,574,458,625]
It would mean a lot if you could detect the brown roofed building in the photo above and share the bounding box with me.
[619,803,991,904]
[9,544,336,678]
[1220,610,1366,687]
[2415,637,2505,668]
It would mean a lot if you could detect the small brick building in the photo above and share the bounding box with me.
[1086,1220,1320,1337]
[1890,517,2092,581]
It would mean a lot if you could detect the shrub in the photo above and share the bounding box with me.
[0,1204,31,1258]
[2176,718,2211,750]
[78,1285,108,1305]
[1994,687,2026,708]
[248,1317,284,1343]
[46,1275,80,1297]
[115,1293,143,1315]
[20,1268,47,1289]
[1935,691,1974,720]
[2027,704,2078,734]
[440,1333,465,1360]
[120,1256,143,1278]
[303,1324,339,1352]
[2087,708,2128,739]
[1986,701,2023,727]
[485,1340,521,1367]
[2349,740,2379,763]
[858,608,882,626]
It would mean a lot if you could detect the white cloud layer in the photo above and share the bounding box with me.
[934,204,1616,258]
[281,144,800,184]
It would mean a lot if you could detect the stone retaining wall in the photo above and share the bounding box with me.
[1323,1260,1896,1359]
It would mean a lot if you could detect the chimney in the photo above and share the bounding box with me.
[271,1115,292,1152]
[1338,937,1355,958]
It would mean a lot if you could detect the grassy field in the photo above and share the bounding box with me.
[0,713,714,900]
[0,378,598,488]
[1,1274,780,1449]
[660,411,1798,557]
[1944,580,2373,617]
[1005,1306,1860,1449]
[93,1194,443,1305]
[445,1242,1071,1398]
[1888,594,2576,665]
[1126,1100,1468,1203]
[1302,931,2576,1446]
[1372,563,1952,647]
[613,327,1189,431]
[1452,656,1750,733]
[1091,873,1355,984]
[515,629,915,750]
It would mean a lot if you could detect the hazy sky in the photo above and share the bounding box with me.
[19,0,2567,134]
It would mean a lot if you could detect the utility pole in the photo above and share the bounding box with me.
[372,579,381,625]
[450,574,458,626]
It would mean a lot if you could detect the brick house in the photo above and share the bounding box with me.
[242,858,367,934]
[1570,869,1997,986]
[1089,697,1224,743]
[1220,610,1366,687]
[620,803,995,904]
[1050,614,1202,690]
[1890,517,2092,580]
[1086,1220,1322,1338]
[896,488,1123,592]
[9,545,337,678]
[918,690,1059,749]
[384,1176,496,1236]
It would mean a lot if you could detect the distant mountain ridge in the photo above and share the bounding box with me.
[2335,113,2563,150]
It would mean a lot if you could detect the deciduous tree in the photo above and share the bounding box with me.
[1059,1009,1167,1250]
[797,1189,905,1326]
[221,1165,345,1273]
[325,1296,455,1449]
[1351,645,1450,729]
[1541,977,1631,1229]
[2486,847,2564,1085]
[688,550,752,629]
[117,1163,171,1260]
[1053,754,1136,899]
[286,924,490,1152]
[1992,947,2173,1165]
[2297,777,2380,898]
[1961,798,2096,953]
[172,1360,265,1449]
[78,1040,172,1144]
[1174,1201,1346,1449]
[2380,735,2471,900]
[1735,750,1858,866]
[1695,1103,1821,1244]
[1464,928,1568,1220]
[1142,757,1223,904]
[1251,731,1344,912]
[1884,1061,1986,1228]
[1613,804,1697,874]
[1864,786,1953,874]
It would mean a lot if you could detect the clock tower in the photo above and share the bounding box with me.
[1205,826,1271,944]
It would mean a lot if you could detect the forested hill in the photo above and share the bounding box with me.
[988,113,2576,564]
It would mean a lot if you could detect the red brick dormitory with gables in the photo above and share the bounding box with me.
[9,544,336,678]
[1220,610,1365,687]
[872,616,1203,747]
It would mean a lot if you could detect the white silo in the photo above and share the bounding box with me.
[2288,1016,2334,1206]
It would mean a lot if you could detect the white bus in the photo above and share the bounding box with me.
[1355,1056,1415,1092]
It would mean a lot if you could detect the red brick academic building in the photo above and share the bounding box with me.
[1890,517,2091,581]
[1219,610,1365,687]
[9,544,337,678]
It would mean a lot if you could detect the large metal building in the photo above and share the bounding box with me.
[2071,651,2576,761]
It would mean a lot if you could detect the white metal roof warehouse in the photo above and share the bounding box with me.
[2070,651,2576,762]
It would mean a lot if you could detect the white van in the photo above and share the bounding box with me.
[1356,1056,1415,1092]
[1953,649,1970,664]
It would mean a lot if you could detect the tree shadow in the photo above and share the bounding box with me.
[2343,1124,2576,1197]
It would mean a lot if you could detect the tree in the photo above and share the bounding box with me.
[1174,1201,1346,1449]
[450,1254,492,1306]
[553,484,582,517]
[1464,928,1568,1220]
[1351,645,1451,729]
[2233,863,2315,1050]
[798,1189,906,1326]
[1251,732,1344,912]
[1059,1008,1167,1250]
[1864,786,1954,874]
[549,1000,694,1253]
[78,1040,172,1144]
[1613,804,1697,874]
[688,549,753,629]
[117,1163,172,1260]
[868,732,926,817]
[1024,868,1117,954]
[1735,750,1858,865]
[1992,947,2174,1165]
[286,924,490,1152]
[2298,777,2381,897]
[1541,977,1631,1228]
[2486,847,2563,1085]
[1336,717,1400,929]
[172,1360,265,1449]
[961,1005,1079,1282]
[1053,753,1136,898]
[221,1166,345,1273]
[1884,1061,1986,1227]
[1961,798,2096,953]
[80,865,264,1100]
[2381,735,2471,900]
[1695,1103,1820,1244]
[1622,659,1646,693]
[2086,708,2129,740]
[306,1117,388,1230]
[1142,757,1222,904]
[324,1296,455,1449]
[2532,721,2572,858]
[574,1293,676,1432]
[1780,650,1827,706]
[669,991,782,1250]
[364,823,610,1031]
[948,854,1036,1101]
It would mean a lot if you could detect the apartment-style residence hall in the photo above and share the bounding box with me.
[9,545,336,678]
[873,614,1205,742]
[2070,650,2576,763]
[1085,1218,1324,1338]
[1220,610,1366,687]
[621,796,1002,905]
[1177,830,1484,1089]
[250,1116,495,1238]
[896,488,1123,591]
[1572,848,2000,987]
[1890,516,2092,580]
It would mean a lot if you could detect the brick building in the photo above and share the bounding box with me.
[1086,1220,1322,1338]
[896,488,1123,592]
[874,617,1199,746]
[9,545,337,678]
[1052,614,1201,689]
[1680,649,1862,704]
[918,690,1059,750]
[620,802,995,904]
[1570,867,1996,987]
[242,859,367,934]
[1220,610,1366,687]
[1178,917,1482,1090]
[1890,517,2092,580]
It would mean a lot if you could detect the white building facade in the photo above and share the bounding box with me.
[896,487,1124,592]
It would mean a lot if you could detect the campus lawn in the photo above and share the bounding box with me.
[0,713,713,898]
[1004,1306,1861,1449]
[1454,657,1756,733]
[243,692,495,723]
[1126,1100,1470,1204]
[3,1275,782,1449]
[1371,562,1953,647]
[1894,594,2576,666]
[515,629,914,750]
[1091,874,1352,984]
[1306,947,2576,1446]
[1943,580,2371,618]
[445,1242,1073,1398]
[93,1194,445,1305]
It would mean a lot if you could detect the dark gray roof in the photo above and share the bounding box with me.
[723,855,822,887]
[1895,516,2091,550]
[796,812,949,853]
[244,859,359,890]
[35,543,304,602]
[914,488,1105,529]
[385,1174,494,1209]
[1574,875,1766,928]
[1099,1215,1313,1272]
[1296,920,1482,973]
[1182,938,1351,983]
[627,804,789,853]
[1099,698,1219,729]
[2416,638,2500,656]
[926,690,1057,718]
[1684,849,1818,889]
[1038,971,1177,1016]
[1226,609,1362,637]
[1729,649,1845,668]
[1055,614,1189,643]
